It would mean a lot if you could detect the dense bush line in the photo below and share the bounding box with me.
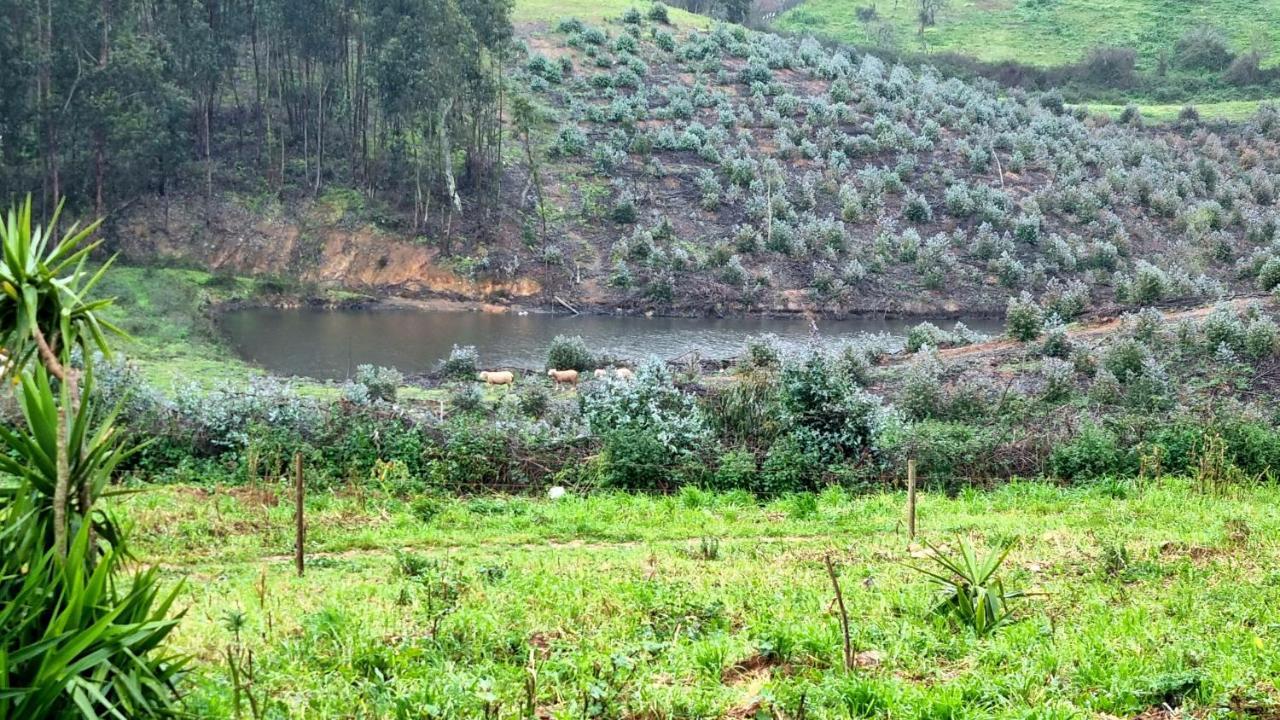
[85,301,1280,496]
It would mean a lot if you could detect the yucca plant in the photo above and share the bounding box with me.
[0,360,151,561]
[0,516,187,718]
[0,196,120,375]
[908,537,1028,637]
[0,197,186,717]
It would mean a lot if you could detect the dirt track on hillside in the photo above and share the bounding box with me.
[932,294,1274,363]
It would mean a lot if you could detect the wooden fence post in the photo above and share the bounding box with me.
[907,458,917,542]
[823,554,854,672]
[294,452,305,577]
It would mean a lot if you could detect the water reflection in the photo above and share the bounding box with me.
[219,307,1003,379]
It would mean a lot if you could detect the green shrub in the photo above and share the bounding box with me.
[322,410,430,480]
[428,421,513,490]
[1048,423,1133,480]
[899,350,944,421]
[1005,293,1044,341]
[710,448,760,491]
[1129,262,1169,306]
[1040,358,1075,402]
[779,353,891,463]
[704,371,783,447]
[612,197,638,224]
[888,420,1008,483]
[582,361,711,489]
[1039,89,1065,114]
[905,321,947,353]
[1103,338,1147,382]
[599,427,679,490]
[518,386,551,417]
[441,344,479,380]
[1256,257,1280,291]
[759,432,825,494]
[1040,321,1071,358]
[902,192,933,223]
[647,1,670,22]
[742,334,782,369]
[547,334,595,371]
[1173,25,1234,71]
[1124,356,1173,411]
[1244,317,1280,358]
[1219,420,1280,478]
[354,364,402,402]
[904,321,976,353]
[450,384,483,413]
[1088,368,1123,404]
[555,126,589,156]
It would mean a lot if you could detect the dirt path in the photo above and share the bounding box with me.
[933,294,1273,362]
[147,531,855,572]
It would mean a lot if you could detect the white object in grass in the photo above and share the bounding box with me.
[547,486,567,500]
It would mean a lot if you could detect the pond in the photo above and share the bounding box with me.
[219,307,1003,379]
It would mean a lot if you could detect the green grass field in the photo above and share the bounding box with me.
[121,479,1280,718]
[514,0,709,27]
[775,0,1280,70]
[1085,98,1272,123]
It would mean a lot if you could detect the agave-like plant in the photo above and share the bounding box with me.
[908,537,1028,637]
[0,365,138,558]
[0,196,120,376]
[0,197,185,717]
[0,514,187,718]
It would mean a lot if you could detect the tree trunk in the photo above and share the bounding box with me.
[204,95,213,226]
[40,0,59,214]
[94,0,111,219]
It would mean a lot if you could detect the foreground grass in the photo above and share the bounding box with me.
[120,479,1280,718]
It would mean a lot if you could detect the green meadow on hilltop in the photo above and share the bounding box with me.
[776,0,1280,69]
[774,0,1280,111]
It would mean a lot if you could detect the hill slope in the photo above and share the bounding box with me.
[488,11,1280,316]
[113,8,1280,319]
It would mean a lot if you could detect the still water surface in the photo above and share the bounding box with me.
[220,307,1002,379]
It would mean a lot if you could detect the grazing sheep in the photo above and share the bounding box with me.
[593,367,634,380]
[478,370,514,385]
[547,368,579,384]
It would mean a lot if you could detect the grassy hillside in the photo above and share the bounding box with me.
[774,0,1280,70]
[514,0,708,27]
[495,11,1280,317]
[1087,98,1270,123]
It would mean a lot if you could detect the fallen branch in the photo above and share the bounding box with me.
[553,295,579,315]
